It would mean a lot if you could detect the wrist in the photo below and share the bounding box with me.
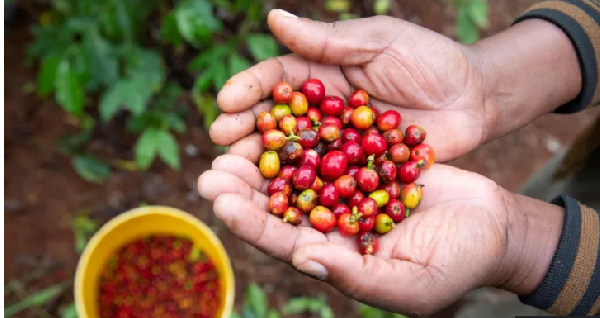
[496,191,565,296]
[468,19,582,142]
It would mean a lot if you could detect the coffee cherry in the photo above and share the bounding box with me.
[401,183,423,209]
[319,123,341,142]
[341,128,362,144]
[332,203,350,219]
[341,107,354,127]
[410,143,435,169]
[382,129,403,146]
[369,106,379,122]
[282,207,303,225]
[345,166,360,178]
[361,132,387,156]
[298,128,319,149]
[312,142,327,157]
[348,190,365,208]
[278,166,297,181]
[370,190,390,208]
[338,212,360,237]
[379,182,401,199]
[319,184,339,208]
[310,206,336,233]
[278,114,298,136]
[326,139,342,152]
[398,160,426,183]
[290,91,309,116]
[389,143,410,164]
[377,160,397,184]
[341,141,363,165]
[278,141,303,163]
[262,130,286,151]
[259,151,280,178]
[292,166,317,190]
[302,79,326,104]
[267,178,292,197]
[306,107,322,125]
[356,157,379,192]
[385,199,406,223]
[296,117,312,131]
[334,175,357,198]
[269,192,288,216]
[322,117,342,129]
[320,96,344,117]
[375,214,395,234]
[349,89,369,108]
[357,197,378,217]
[257,112,277,133]
[364,127,379,136]
[299,149,321,171]
[320,151,348,181]
[376,110,401,131]
[373,152,389,166]
[357,232,378,255]
[273,82,293,104]
[351,106,374,129]
[404,125,426,146]
[310,176,324,192]
[297,189,318,213]
[358,216,375,232]
[271,104,292,122]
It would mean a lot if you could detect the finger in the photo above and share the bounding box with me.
[209,100,275,146]
[211,154,264,191]
[267,10,399,66]
[216,55,310,113]
[213,193,327,261]
[227,133,264,164]
[197,170,268,210]
[291,242,435,314]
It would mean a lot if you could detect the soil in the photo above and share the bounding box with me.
[5,1,599,318]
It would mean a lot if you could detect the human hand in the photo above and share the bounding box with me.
[198,155,563,314]
[211,9,492,163]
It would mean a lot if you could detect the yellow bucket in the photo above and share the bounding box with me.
[74,205,235,318]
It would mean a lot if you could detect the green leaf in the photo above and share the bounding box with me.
[163,113,186,132]
[37,55,61,96]
[455,6,480,44]
[193,69,214,93]
[57,131,92,155]
[320,306,335,318]
[246,34,279,62]
[59,303,77,318]
[230,311,242,318]
[84,29,118,86]
[155,130,180,170]
[373,0,391,15]
[325,0,350,12]
[188,45,230,71]
[467,0,489,28]
[245,283,267,318]
[229,53,252,76]
[113,0,133,41]
[268,310,280,318]
[4,282,70,317]
[161,12,183,47]
[212,59,228,91]
[125,48,165,93]
[282,298,312,314]
[100,79,149,121]
[71,155,111,184]
[135,129,159,169]
[55,58,84,116]
[175,0,221,46]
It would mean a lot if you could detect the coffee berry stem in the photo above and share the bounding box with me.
[366,155,375,170]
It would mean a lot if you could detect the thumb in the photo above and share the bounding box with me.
[267,9,398,66]
[291,242,435,314]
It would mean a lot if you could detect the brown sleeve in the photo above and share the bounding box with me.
[518,194,600,316]
[513,0,600,113]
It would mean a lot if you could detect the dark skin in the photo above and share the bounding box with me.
[199,10,580,315]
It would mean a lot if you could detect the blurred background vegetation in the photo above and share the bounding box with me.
[11,0,596,317]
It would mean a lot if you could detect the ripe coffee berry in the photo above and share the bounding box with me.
[254,80,435,255]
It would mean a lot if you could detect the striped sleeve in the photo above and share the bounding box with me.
[513,0,600,113]
[518,194,600,316]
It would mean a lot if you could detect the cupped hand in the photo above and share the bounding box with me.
[211,9,493,163]
[198,155,514,314]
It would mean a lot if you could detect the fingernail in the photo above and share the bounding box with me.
[275,9,298,19]
[295,261,328,280]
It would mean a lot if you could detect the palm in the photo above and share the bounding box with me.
[199,155,509,314]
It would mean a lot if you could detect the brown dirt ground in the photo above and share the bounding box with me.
[5,0,599,317]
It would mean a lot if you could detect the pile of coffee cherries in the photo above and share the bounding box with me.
[257,79,434,255]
